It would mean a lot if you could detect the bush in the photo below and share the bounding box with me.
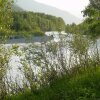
[5,66,100,100]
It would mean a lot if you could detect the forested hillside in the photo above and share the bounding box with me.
[14,0,81,24]
[10,12,65,37]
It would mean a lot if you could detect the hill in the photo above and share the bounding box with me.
[14,0,82,24]
[12,4,24,12]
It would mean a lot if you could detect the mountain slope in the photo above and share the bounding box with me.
[15,0,82,24]
[12,4,24,12]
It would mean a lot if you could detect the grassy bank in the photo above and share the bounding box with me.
[5,66,100,100]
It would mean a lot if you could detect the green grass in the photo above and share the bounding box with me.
[5,66,100,100]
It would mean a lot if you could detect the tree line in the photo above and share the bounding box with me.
[9,11,65,37]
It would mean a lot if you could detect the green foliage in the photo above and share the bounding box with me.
[65,23,87,35]
[4,34,100,100]
[0,0,13,39]
[82,4,100,38]
[65,1,100,38]
[65,23,77,34]
[5,66,100,100]
[70,34,89,55]
[10,12,65,37]
[90,0,100,10]
[0,0,13,99]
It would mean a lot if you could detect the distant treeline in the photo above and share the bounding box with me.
[10,12,65,37]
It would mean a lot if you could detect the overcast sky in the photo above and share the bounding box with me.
[35,0,89,19]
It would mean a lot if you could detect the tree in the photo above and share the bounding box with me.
[0,0,13,39]
[10,12,65,36]
[90,0,100,10]
[0,0,13,99]
[82,2,100,37]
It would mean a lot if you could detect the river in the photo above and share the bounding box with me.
[2,33,100,90]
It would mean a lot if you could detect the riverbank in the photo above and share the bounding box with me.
[5,65,100,100]
[1,34,100,100]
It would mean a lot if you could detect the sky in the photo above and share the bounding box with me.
[35,0,89,19]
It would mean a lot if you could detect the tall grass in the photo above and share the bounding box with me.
[0,34,100,100]
[5,66,100,100]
